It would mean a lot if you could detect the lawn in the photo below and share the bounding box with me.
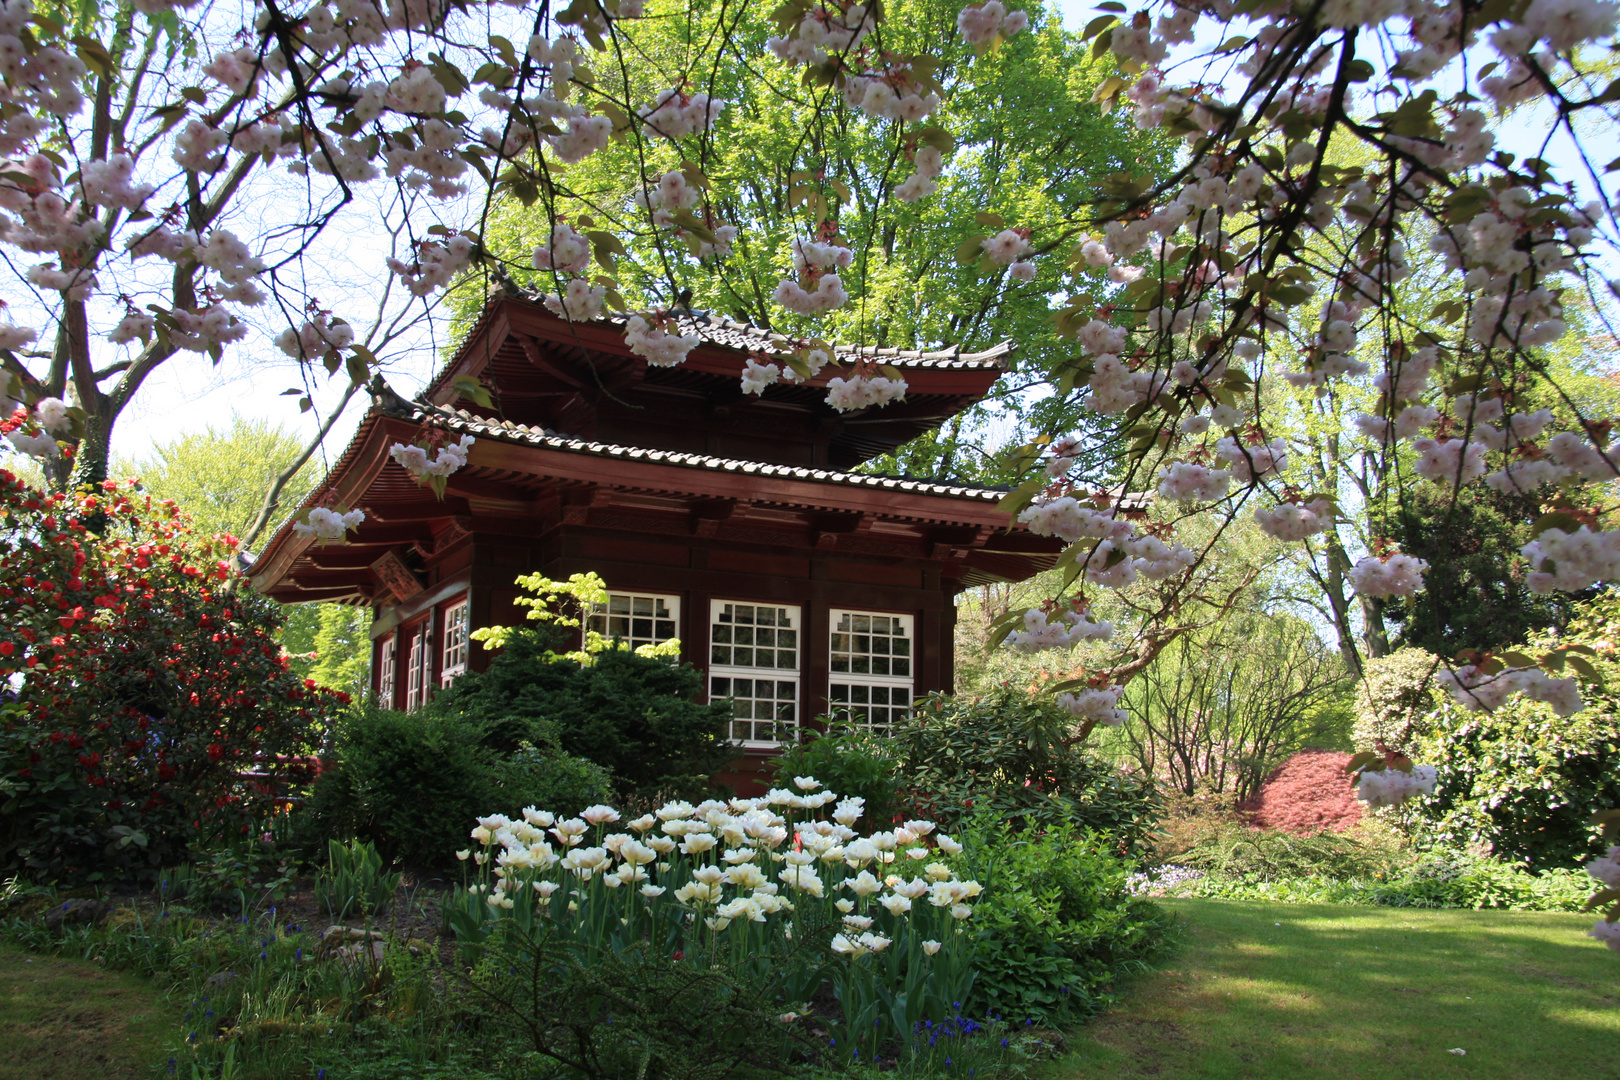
[1052,898,1620,1080]
[0,941,174,1080]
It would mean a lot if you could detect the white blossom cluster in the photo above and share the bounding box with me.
[1521,527,1620,595]
[624,315,702,368]
[1348,554,1430,600]
[825,373,908,413]
[292,506,365,541]
[1057,684,1128,727]
[767,4,876,65]
[1004,607,1114,652]
[775,239,853,316]
[1254,498,1333,542]
[637,88,726,140]
[956,1,1030,44]
[456,778,983,957]
[1586,846,1620,890]
[388,235,475,298]
[3,392,69,458]
[275,313,354,360]
[389,433,475,480]
[1354,765,1438,809]
[632,170,739,257]
[1436,664,1584,717]
[531,221,592,275]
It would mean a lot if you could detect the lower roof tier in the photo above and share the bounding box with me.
[249,405,1064,604]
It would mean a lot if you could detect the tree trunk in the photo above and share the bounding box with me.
[1320,527,1365,678]
[1360,593,1390,660]
[66,399,115,493]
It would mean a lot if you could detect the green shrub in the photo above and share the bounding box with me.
[1405,588,1620,869]
[434,626,735,801]
[300,704,611,867]
[1411,696,1620,870]
[1178,826,1404,882]
[891,689,1163,857]
[769,720,901,829]
[316,838,401,921]
[1176,851,1590,912]
[956,812,1173,1022]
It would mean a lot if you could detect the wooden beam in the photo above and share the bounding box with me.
[365,497,473,521]
[518,334,593,391]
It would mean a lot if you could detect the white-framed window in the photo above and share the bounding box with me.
[404,621,431,710]
[376,634,396,707]
[709,600,800,747]
[588,591,680,652]
[828,610,915,736]
[440,598,470,687]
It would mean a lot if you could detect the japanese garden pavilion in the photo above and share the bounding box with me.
[248,295,1064,782]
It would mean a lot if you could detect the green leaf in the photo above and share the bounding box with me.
[1530,511,1585,536]
[1567,655,1604,685]
[955,235,987,265]
[453,375,494,407]
[1345,751,1381,775]
[181,86,207,105]
[974,211,1006,229]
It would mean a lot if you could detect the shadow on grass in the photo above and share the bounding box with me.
[1047,899,1620,1080]
[0,941,173,1080]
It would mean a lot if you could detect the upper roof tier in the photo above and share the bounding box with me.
[430,296,1013,470]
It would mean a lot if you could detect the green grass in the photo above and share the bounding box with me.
[1049,899,1620,1080]
[0,940,174,1080]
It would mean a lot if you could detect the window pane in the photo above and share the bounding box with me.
[590,592,681,654]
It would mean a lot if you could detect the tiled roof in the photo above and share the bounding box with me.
[415,404,1012,502]
[499,293,1013,369]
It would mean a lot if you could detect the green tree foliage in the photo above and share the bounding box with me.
[473,1,1169,484]
[119,415,316,542]
[1376,483,1585,657]
[117,414,371,693]
[1351,647,1443,755]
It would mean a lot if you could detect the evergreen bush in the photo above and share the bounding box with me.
[300,703,611,867]
[436,624,735,801]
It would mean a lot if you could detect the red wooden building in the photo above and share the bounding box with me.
[249,298,1062,780]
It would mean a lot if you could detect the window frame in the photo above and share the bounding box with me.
[376,633,397,707]
[587,590,682,653]
[440,597,470,687]
[707,599,803,749]
[827,608,916,737]
[403,618,432,710]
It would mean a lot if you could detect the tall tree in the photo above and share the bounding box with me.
[474,0,1169,484]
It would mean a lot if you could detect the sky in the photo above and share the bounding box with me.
[11,1,1619,485]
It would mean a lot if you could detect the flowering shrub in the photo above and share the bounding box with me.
[0,471,341,882]
[448,779,985,1065]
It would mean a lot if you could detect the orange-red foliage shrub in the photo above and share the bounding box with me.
[1246,750,1363,834]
